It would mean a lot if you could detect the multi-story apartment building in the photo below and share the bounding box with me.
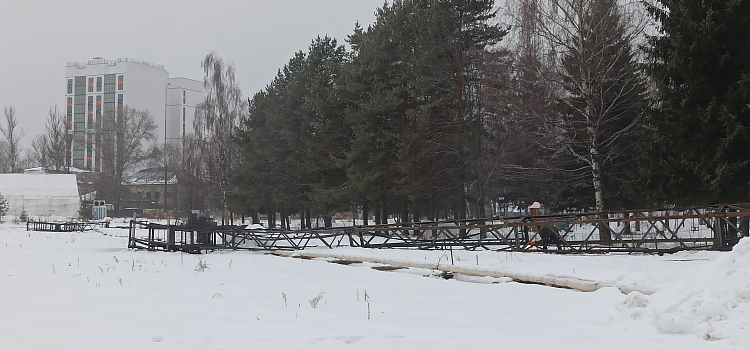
[64,57,202,171]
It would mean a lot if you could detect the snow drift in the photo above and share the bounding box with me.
[622,237,750,346]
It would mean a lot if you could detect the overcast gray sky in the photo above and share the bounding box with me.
[0,0,385,148]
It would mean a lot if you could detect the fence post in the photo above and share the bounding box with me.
[167,227,175,251]
[713,217,724,249]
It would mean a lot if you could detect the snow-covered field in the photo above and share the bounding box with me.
[1,220,748,349]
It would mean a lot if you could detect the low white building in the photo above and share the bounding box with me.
[0,174,80,218]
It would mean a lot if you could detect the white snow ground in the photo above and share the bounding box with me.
[1,220,748,349]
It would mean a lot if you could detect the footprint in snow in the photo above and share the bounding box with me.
[337,336,363,344]
[151,335,164,342]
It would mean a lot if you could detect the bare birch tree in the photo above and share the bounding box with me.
[194,53,246,223]
[531,0,647,212]
[1,106,27,173]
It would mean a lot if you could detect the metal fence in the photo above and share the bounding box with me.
[128,204,750,254]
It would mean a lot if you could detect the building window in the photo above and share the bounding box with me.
[88,77,94,92]
[117,94,123,111]
[66,97,73,129]
[117,75,124,90]
[73,144,85,168]
[75,76,86,95]
[183,90,186,104]
[146,192,151,200]
[87,96,94,126]
[67,79,73,94]
[96,77,102,92]
[104,74,115,93]
[96,96,102,116]
[155,191,160,201]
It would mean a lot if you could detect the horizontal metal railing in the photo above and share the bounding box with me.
[127,204,750,254]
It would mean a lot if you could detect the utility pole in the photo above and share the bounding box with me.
[164,83,169,225]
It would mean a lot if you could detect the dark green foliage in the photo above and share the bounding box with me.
[78,201,93,221]
[344,0,505,221]
[19,206,28,222]
[0,193,8,219]
[637,0,750,205]
[233,0,506,225]
[233,36,350,227]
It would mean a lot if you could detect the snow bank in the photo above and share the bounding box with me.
[621,237,750,346]
[2,223,735,349]
[279,250,658,294]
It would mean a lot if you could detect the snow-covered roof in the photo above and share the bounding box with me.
[126,168,178,186]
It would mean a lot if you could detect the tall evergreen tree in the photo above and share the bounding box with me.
[299,37,351,226]
[345,0,504,222]
[344,6,415,224]
[637,0,750,205]
[234,37,349,228]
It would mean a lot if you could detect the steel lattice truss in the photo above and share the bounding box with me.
[128,204,750,254]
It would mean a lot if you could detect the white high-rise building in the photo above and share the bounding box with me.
[64,57,202,171]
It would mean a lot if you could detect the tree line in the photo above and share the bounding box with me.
[228,0,750,226]
[2,0,748,225]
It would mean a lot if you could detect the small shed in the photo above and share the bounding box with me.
[0,174,80,218]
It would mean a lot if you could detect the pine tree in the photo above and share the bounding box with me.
[234,37,350,228]
[638,0,750,205]
[0,192,8,221]
[299,37,351,227]
[344,6,413,224]
[345,0,504,222]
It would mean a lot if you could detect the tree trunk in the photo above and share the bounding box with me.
[382,198,388,225]
[362,200,369,226]
[412,198,420,237]
[305,208,312,229]
[458,198,467,237]
[374,199,381,225]
[400,195,409,224]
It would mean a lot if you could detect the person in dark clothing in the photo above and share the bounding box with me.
[538,224,563,250]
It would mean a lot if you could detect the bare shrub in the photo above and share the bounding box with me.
[309,293,324,308]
